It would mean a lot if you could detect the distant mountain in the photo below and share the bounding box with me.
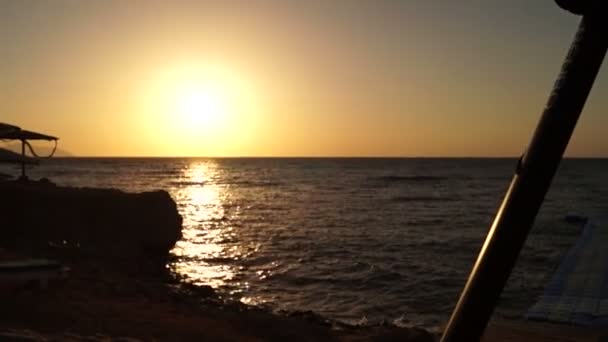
[0,142,74,157]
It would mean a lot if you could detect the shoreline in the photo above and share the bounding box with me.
[0,179,433,341]
[1,179,605,341]
[0,246,434,341]
[1,257,604,342]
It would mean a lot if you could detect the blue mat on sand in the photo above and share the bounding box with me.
[527,219,608,326]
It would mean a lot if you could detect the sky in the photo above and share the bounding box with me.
[2,0,607,157]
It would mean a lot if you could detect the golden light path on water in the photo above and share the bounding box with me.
[170,161,262,304]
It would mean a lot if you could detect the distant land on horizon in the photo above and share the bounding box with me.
[1,142,74,158]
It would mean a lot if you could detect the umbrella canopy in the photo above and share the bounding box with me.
[0,129,58,141]
[0,123,21,137]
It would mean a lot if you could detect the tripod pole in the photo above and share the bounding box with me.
[441,2,608,341]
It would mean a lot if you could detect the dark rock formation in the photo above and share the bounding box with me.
[0,179,182,265]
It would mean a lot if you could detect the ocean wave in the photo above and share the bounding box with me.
[143,169,183,176]
[374,175,446,183]
[405,218,445,226]
[201,256,241,264]
[168,181,206,186]
[391,196,455,203]
[165,179,283,188]
[218,180,284,187]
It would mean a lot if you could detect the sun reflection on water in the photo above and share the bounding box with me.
[170,161,243,289]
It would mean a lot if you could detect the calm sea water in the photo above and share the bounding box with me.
[3,158,608,330]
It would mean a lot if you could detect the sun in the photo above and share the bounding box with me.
[140,63,258,155]
[167,76,235,139]
[175,85,227,127]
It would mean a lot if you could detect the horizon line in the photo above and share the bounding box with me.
[51,155,608,159]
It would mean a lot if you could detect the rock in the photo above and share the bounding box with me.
[0,179,182,263]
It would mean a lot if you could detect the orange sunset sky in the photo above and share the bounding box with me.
[2,1,608,157]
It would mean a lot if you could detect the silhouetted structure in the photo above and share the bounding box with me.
[0,123,58,179]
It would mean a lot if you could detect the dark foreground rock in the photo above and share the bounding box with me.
[0,179,182,265]
[0,180,434,341]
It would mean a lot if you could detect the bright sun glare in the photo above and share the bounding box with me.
[175,86,227,126]
[141,64,257,155]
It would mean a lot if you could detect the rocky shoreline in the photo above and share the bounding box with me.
[3,179,600,341]
[0,180,434,341]
[0,179,182,260]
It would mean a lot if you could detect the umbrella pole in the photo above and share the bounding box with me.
[441,3,607,341]
[21,139,26,178]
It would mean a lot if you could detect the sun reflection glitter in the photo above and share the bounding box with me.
[170,161,241,288]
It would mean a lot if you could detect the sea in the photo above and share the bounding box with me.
[3,157,608,331]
